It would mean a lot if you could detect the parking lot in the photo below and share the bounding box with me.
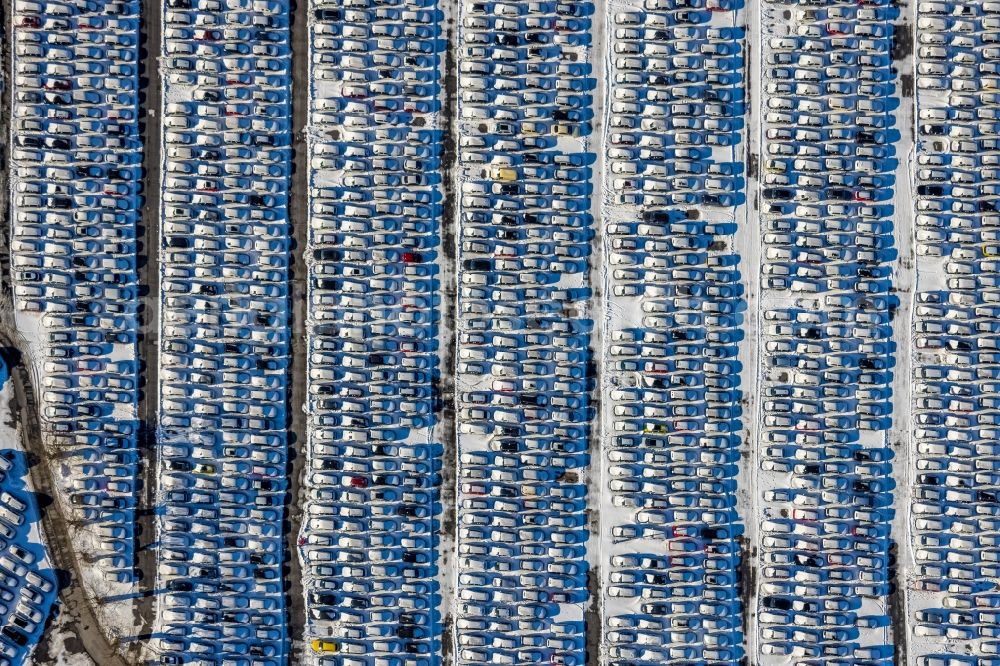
[451,0,595,661]
[298,0,446,660]
[2,0,998,663]
[154,0,292,661]
[600,0,747,662]
[756,0,899,660]
[0,443,57,663]
[908,0,1000,661]
[10,0,143,601]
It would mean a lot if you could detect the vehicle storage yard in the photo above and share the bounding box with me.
[0,0,997,663]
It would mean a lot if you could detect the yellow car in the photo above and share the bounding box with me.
[311,639,339,653]
[521,121,544,135]
[554,123,582,137]
[490,166,517,181]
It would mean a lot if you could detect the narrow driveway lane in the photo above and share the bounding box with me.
[135,0,164,640]
[285,0,310,656]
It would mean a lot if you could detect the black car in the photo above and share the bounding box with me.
[642,210,681,223]
[402,551,429,564]
[462,258,491,271]
[400,612,426,625]
[398,626,426,639]
[368,353,392,366]
[763,188,792,200]
[762,596,793,611]
[642,603,669,616]
[496,440,520,453]
[314,7,341,19]
[857,130,883,145]
[917,184,944,197]
[405,641,430,654]
[310,592,336,605]
[521,394,547,407]
[314,248,342,261]
[165,459,191,472]
[2,627,27,646]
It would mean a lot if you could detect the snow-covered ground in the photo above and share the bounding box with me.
[888,2,918,664]
[299,0,448,660]
[597,0,749,659]
[904,0,1000,661]
[27,623,96,666]
[752,0,901,662]
[9,197,141,651]
[450,0,595,659]
[0,380,58,663]
[7,0,144,645]
[7,0,997,663]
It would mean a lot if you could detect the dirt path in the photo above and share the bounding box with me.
[134,0,163,643]
[284,0,309,658]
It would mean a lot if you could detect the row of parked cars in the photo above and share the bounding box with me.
[757,0,898,660]
[11,0,142,578]
[601,3,746,663]
[156,0,292,662]
[299,0,444,661]
[453,0,596,662]
[909,0,1000,659]
[608,6,745,208]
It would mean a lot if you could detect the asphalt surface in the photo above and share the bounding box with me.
[134,0,163,643]
[284,0,310,656]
